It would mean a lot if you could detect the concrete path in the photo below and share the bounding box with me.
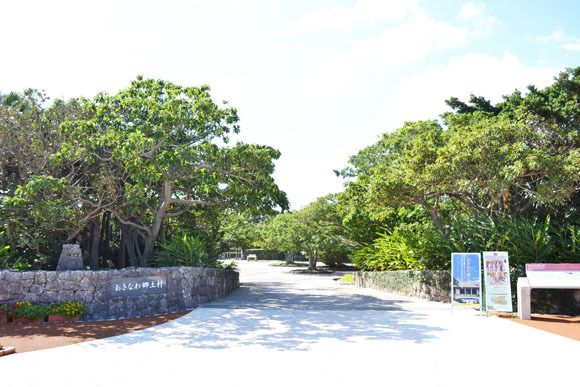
[2,261,578,386]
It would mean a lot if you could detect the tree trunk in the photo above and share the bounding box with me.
[118,229,126,269]
[141,236,154,267]
[285,252,295,264]
[308,250,317,271]
[101,212,111,262]
[121,225,138,267]
[89,217,101,270]
[159,221,166,245]
[140,180,171,266]
[424,200,445,235]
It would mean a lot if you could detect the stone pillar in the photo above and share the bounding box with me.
[56,244,84,271]
[517,277,531,320]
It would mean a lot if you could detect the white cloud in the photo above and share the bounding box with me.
[379,52,558,131]
[539,28,580,51]
[457,2,483,21]
[456,2,498,37]
[294,2,499,95]
[292,0,419,32]
[352,13,469,70]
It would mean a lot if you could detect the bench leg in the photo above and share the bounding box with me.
[517,277,531,320]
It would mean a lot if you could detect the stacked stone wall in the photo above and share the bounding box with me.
[0,267,239,321]
[354,270,580,314]
[354,270,451,302]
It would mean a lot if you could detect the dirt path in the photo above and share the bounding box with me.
[0,311,188,353]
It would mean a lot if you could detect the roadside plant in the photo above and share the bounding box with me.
[47,302,85,317]
[10,301,47,320]
[217,259,238,272]
[154,233,214,268]
[0,231,30,270]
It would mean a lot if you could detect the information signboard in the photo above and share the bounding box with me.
[526,264,580,289]
[483,251,513,312]
[451,253,481,310]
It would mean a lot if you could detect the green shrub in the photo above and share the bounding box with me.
[10,301,47,320]
[353,214,580,272]
[0,231,30,270]
[153,233,221,269]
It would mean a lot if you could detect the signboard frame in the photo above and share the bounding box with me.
[451,252,482,316]
[483,251,513,313]
[525,263,580,289]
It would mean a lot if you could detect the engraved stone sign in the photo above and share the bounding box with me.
[111,276,167,297]
[56,244,84,271]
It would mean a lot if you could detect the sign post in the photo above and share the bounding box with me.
[451,253,482,316]
[483,252,513,314]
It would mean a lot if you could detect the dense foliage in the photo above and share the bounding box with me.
[340,67,580,271]
[2,68,580,273]
[224,67,580,273]
[0,78,287,269]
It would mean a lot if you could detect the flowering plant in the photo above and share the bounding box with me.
[0,303,9,314]
[10,301,48,320]
[0,341,4,350]
[47,302,85,317]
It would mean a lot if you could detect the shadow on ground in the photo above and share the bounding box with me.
[84,281,446,351]
[0,312,189,343]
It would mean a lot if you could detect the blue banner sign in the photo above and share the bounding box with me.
[451,253,481,307]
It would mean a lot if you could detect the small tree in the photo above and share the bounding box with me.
[259,213,302,264]
[259,195,354,269]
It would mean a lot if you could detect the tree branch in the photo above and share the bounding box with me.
[169,198,220,207]
[108,209,151,233]
[165,205,192,218]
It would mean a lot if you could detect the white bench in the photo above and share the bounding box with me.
[517,263,580,320]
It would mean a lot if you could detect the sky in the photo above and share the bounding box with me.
[2,0,580,210]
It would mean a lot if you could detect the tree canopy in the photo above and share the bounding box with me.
[1,78,287,268]
[336,66,580,271]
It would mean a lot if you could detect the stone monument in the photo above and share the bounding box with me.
[56,244,85,271]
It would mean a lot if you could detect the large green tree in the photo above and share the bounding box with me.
[2,78,287,268]
[340,66,580,272]
[56,77,288,266]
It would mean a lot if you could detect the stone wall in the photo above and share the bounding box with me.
[531,289,580,315]
[354,270,451,303]
[0,267,239,321]
[354,270,580,314]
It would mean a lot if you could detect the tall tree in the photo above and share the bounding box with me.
[58,77,288,265]
[337,120,447,233]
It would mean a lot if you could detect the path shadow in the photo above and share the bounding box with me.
[84,281,447,351]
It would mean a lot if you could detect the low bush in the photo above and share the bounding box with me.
[353,214,580,271]
[10,301,48,320]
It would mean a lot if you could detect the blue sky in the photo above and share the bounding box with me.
[2,0,580,209]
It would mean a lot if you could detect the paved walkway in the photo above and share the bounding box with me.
[2,262,578,386]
